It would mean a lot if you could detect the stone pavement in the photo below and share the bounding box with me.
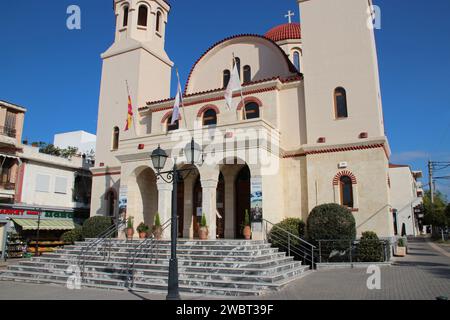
[0,237,449,300]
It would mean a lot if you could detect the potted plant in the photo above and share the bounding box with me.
[242,209,252,240]
[137,222,149,239]
[395,238,406,257]
[198,213,209,240]
[152,212,163,240]
[126,216,134,239]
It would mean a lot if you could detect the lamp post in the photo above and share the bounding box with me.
[151,138,202,301]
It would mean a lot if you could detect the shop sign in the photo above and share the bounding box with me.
[0,209,74,219]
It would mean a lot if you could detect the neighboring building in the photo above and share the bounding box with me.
[0,100,26,205]
[54,130,96,157]
[91,0,396,240]
[389,164,424,236]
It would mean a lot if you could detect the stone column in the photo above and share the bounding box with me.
[157,180,173,240]
[201,178,218,240]
[183,174,197,238]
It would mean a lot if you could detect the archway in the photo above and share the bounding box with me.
[235,165,251,239]
[127,167,158,229]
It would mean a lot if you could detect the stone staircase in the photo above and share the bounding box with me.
[0,239,311,297]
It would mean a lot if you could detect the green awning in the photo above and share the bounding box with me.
[12,219,79,231]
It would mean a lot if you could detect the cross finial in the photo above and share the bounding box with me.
[285,10,295,24]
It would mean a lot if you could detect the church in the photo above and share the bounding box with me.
[90,0,395,241]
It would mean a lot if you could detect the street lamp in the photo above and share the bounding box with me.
[151,138,202,300]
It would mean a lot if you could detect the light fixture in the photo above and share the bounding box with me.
[184,138,202,165]
[151,145,168,172]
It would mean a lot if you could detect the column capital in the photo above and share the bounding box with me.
[201,178,218,189]
[157,179,173,191]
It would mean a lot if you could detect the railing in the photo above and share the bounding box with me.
[0,126,16,138]
[124,219,171,289]
[317,239,391,264]
[263,219,317,269]
[78,218,126,280]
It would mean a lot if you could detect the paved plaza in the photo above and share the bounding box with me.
[0,237,449,300]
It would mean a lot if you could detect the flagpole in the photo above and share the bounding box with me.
[125,80,138,135]
[232,53,246,121]
[176,68,188,128]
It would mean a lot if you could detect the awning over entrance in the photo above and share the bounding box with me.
[12,219,79,231]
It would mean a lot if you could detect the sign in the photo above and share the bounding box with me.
[196,207,203,217]
[119,186,128,219]
[0,209,77,219]
[250,177,263,223]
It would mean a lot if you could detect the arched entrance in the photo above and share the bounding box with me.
[128,166,158,228]
[235,166,251,239]
[177,179,184,238]
[105,189,117,218]
[193,176,202,238]
[216,173,225,239]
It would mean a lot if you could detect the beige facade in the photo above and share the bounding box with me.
[0,100,26,204]
[91,0,397,240]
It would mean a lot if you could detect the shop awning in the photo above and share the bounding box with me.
[12,219,79,231]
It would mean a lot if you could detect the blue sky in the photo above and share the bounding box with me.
[0,0,449,197]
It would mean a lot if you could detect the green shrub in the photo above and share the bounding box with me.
[82,216,113,239]
[137,222,149,234]
[268,218,306,260]
[154,212,161,227]
[307,204,356,243]
[200,213,207,228]
[357,231,383,262]
[397,238,406,247]
[61,226,84,244]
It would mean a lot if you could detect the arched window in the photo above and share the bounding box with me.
[123,6,129,27]
[223,70,231,88]
[293,51,301,71]
[203,109,217,126]
[112,127,119,150]
[156,11,162,33]
[243,65,251,84]
[167,116,179,131]
[244,102,260,120]
[340,176,354,208]
[233,57,241,79]
[138,5,148,27]
[334,87,348,119]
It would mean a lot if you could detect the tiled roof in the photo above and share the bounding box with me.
[265,23,301,42]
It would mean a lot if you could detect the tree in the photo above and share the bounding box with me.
[423,190,448,228]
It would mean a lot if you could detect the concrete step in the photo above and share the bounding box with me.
[70,242,273,251]
[17,259,302,276]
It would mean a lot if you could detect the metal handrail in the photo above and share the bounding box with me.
[263,219,317,269]
[78,218,126,280]
[125,219,171,289]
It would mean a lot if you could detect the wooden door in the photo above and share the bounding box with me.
[177,181,184,238]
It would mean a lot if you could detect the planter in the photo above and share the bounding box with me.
[199,227,209,240]
[126,228,134,239]
[395,246,406,257]
[139,232,147,239]
[243,226,252,240]
[152,227,162,240]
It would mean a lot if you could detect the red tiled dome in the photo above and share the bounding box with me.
[265,23,301,42]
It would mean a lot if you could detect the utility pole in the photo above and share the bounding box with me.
[428,160,434,204]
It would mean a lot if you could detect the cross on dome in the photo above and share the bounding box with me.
[285,10,295,24]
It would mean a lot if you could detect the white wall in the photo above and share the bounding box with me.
[54,131,96,155]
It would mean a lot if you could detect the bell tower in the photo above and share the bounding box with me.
[90,0,173,217]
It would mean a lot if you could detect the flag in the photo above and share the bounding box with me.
[124,93,133,131]
[171,71,183,125]
[224,58,243,111]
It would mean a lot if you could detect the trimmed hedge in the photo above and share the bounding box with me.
[61,226,84,244]
[270,218,305,238]
[268,218,306,260]
[357,231,384,262]
[307,203,356,244]
[82,216,114,239]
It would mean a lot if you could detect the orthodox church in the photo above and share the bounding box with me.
[91,0,395,240]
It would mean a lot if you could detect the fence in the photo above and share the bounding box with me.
[317,239,391,264]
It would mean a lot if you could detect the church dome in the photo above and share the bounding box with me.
[265,23,301,42]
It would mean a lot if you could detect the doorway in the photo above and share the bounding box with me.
[235,166,251,239]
